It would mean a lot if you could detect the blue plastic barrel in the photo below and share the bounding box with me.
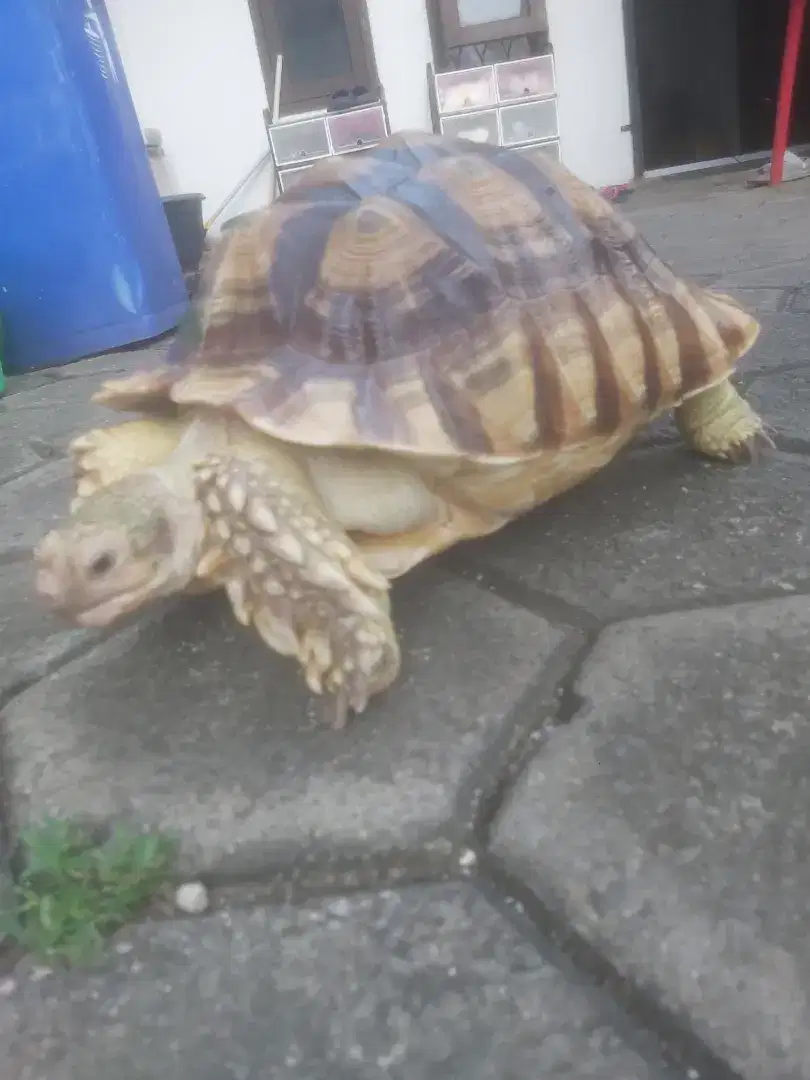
[0,0,189,373]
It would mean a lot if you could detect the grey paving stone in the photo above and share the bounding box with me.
[2,568,573,875]
[2,371,60,397]
[0,440,44,486]
[710,286,790,314]
[0,462,98,697]
[0,460,75,555]
[491,595,810,1080]
[627,188,810,280]
[50,340,171,381]
[785,285,810,314]
[0,376,122,459]
[460,448,810,621]
[0,884,680,1080]
[741,314,810,378]
[629,171,810,212]
[0,559,97,700]
[714,260,810,288]
[749,369,810,443]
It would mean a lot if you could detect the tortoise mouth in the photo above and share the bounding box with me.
[71,591,146,627]
[40,585,151,629]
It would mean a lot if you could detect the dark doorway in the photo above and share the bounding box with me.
[629,0,810,173]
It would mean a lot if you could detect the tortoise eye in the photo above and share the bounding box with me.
[88,552,116,577]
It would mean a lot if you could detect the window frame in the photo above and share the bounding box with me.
[247,0,379,115]
[433,0,548,50]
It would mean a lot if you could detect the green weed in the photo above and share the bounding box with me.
[0,819,177,965]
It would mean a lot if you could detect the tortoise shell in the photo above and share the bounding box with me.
[94,131,759,461]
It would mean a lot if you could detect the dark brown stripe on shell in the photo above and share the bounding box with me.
[324,292,356,364]
[198,305,285,366]
[357,292,379,364]
[658,292,713,397]
[350,359,413,446]
[239,345,321,426]
[417,348,494,453]
[289,248,502,368]
[270,191,360,333]
[591,238,662,412]
[570,291,623,435]
[521,309,567,449]
[699,289,751,357]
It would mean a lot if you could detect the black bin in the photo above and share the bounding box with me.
[161,193,206,276]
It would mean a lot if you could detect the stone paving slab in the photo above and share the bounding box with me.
[0,883,683,1080]
[0,458,102,699]
[739,314,810,379]
[0,559,97,701]
[0,339,172,475]
[784,284,810,314]
[3,338,171,388]
[0,442,46,488]
[0,376,118,459]
[2,568,575,876]
[749,367,810,443]
[715,259,810,289]
[628,186,810,280]
[713,285,791,314]
[492,595,810,1080]
[2,372,62,397]
[46,341,170,381]
[0,461,77,557]
[460,447,810,621]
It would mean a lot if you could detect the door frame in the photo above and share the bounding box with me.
[622,0,646,176]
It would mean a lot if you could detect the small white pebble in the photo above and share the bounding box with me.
[459,848,478,870]
[174,882,210,915]
[687,1070,700,1080]
[0,978,16,997]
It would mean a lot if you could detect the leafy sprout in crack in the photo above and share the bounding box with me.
[0,818,178,966]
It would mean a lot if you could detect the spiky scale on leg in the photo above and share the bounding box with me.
[194,455,401,727]
[675,378,774,463]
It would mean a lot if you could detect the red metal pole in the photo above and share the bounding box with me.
[771,0,808,184]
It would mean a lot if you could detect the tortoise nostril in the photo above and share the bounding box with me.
[88,552,116,577]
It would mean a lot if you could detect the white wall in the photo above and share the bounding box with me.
[546,0,634,187]
[106,0,635,228]
[364,0,434,133]
[366,0,636,188]
[106,0,273,228]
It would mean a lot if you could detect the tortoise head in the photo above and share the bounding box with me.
[34,471,205,627]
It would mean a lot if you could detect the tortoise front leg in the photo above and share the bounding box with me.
[193,447,401,728]
[674,378,773,463]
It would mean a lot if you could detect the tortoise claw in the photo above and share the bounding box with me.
[328,688,351,731]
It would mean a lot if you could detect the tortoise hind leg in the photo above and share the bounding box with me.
[674,379,773,464]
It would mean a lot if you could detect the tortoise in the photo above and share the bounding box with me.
[34,131,769,727]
